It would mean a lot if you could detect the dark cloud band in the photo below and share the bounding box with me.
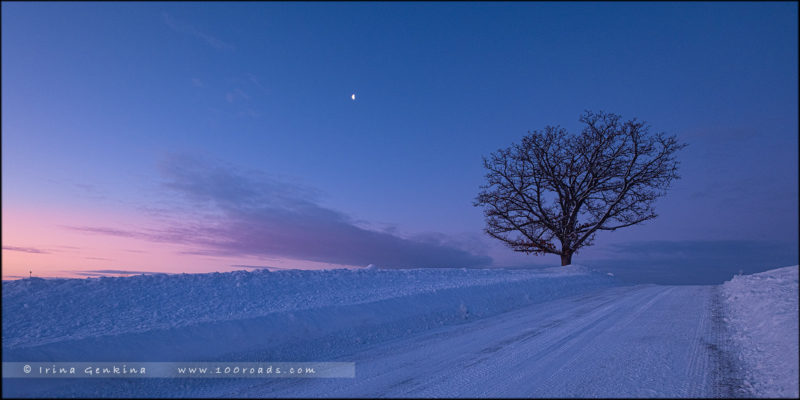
[68,155,492,269]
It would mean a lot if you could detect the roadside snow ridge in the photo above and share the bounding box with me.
[722,265,799,398]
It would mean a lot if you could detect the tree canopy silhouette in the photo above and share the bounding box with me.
[475,111,687,266]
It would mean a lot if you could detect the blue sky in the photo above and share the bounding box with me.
[2,2,797,283]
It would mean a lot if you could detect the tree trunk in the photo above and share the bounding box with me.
[560,252,572,266]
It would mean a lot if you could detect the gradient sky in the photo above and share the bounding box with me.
[2,2,798,283]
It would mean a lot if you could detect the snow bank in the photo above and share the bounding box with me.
[721,265,799,398]
[2,267,618,363]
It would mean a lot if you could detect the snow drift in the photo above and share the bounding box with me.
[721,265,799,398]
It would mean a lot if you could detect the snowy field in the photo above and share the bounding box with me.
[2,264,797,398]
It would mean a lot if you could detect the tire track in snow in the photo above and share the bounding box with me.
[708,285,752,398]
[684,286,710,396]
[231,284,722,398]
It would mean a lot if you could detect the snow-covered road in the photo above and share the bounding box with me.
[225,284,740,398]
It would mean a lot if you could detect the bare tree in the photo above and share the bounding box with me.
[475,111,687,266]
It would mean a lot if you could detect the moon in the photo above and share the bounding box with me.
[351,93,356,101]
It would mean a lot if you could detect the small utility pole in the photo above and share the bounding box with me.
[29,270,32,279]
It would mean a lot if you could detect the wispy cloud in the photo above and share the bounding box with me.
[232,264,300,271]
[161,12,233,50]
[72,269,161,277]
[225,88,250,103]
[69,154,492,268]
[85,269,155,274]
[2,246,51,254]
[54,245,81,250]
[66,226,139,238]
[246,73,267,93]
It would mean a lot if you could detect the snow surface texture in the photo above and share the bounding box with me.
[15,284,723,398]
[4,265,796,398]
[721,265,799,398]
[2,265,612,358]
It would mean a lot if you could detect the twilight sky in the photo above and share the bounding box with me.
[2,2,797,284]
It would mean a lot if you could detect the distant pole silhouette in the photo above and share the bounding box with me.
[29,270,32,279]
